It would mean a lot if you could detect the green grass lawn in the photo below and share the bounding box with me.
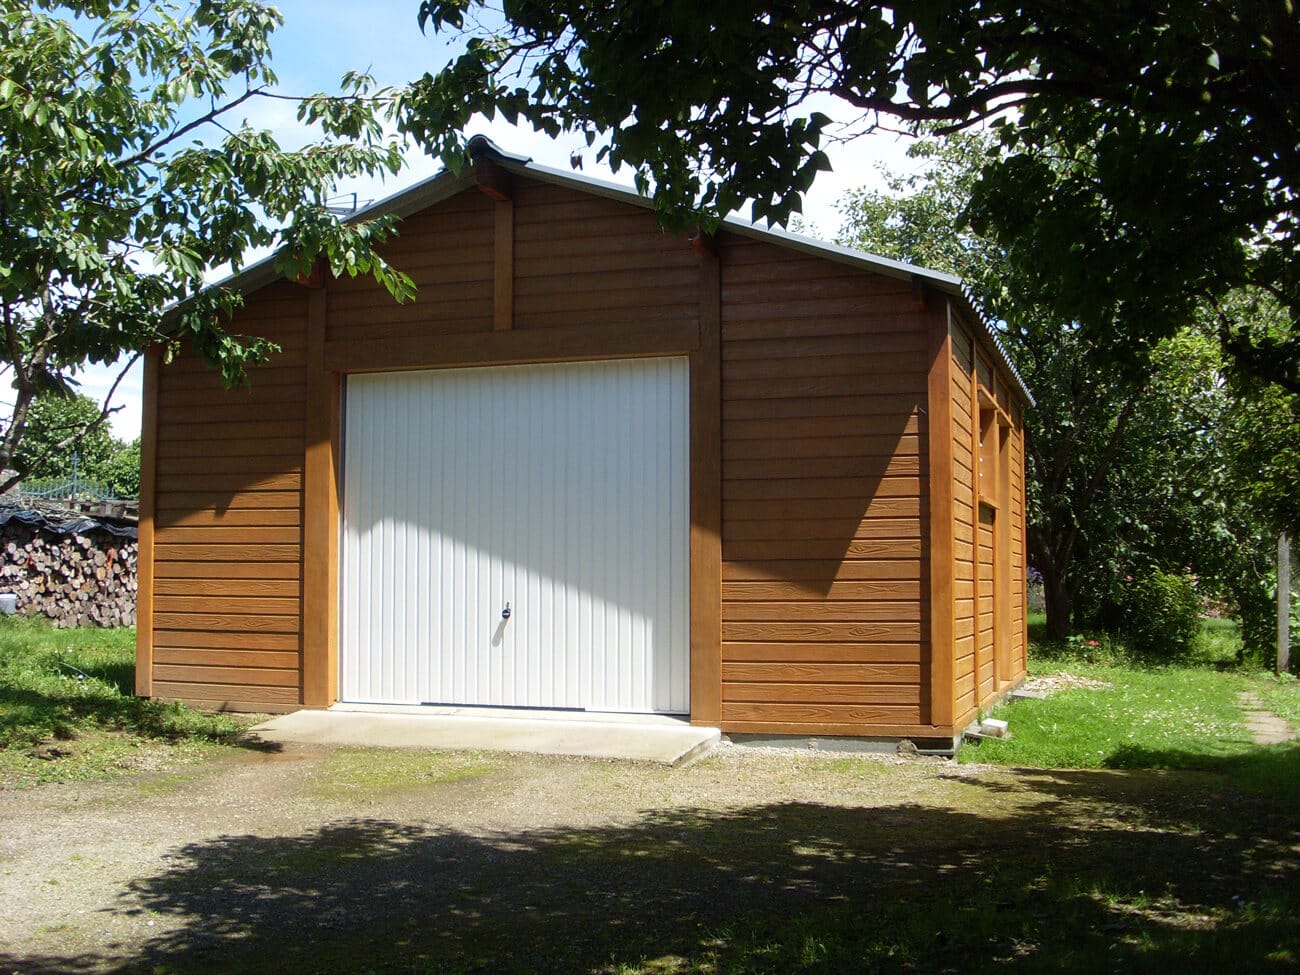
[959,615,1300,801]
[0,615,257,787]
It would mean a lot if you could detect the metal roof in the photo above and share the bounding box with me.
[207,134,1032,404]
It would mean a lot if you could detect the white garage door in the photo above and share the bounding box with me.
[340,358,690,713]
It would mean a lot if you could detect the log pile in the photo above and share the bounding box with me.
[0,519,137,627]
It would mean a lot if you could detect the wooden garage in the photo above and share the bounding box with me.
[135,136,1031,745]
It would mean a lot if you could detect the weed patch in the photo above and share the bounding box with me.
[0,615,259,787]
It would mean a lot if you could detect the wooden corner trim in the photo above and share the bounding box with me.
[134,347,160,698]
[689,245,723,725]
[301,287,339,707]
[926,302,957,729]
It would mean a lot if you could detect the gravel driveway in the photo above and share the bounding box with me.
[2,741,1296,974]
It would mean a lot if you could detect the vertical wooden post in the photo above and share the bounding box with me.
[1279,533,1292,675]
[134,347,160,698]
[493,197,514,331]
[302,286,340,707]
[995,420,1012,687]
[689,236,722,726]
[926,304,956,730]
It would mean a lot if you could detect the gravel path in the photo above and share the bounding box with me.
[1,740,1295,974]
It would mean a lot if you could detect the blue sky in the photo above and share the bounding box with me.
[78,0,921,441]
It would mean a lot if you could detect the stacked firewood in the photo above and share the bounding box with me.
[0,520,137,627]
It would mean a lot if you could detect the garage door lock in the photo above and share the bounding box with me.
[502,602,511,621]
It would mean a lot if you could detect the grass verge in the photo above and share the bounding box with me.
[0,615,258,787]
[959,616,1300,801]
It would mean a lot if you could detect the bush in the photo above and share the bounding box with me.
[1113,570,1202,659]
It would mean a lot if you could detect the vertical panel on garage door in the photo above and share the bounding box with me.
[340,358,689,713]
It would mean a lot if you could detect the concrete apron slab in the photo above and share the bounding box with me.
[250,704,721,766]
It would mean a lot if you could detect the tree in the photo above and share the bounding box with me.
[408,1,1300,391]
[9,393,117,482]
[0,0,417,494]
[837,133,1282,645]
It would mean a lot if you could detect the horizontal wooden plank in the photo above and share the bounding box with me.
[723,496,920,522]
[720,719,949,737]
[725,373,925,401]
[512,306,697,331]
[722,539,924,561]
[157,419,305,443]
[722,601,920,622]
[161,359,305,385]
[722,580,921,601]
[723,662,921,684]
[152,695,301,715]
[329,277,491,311]
[161,401,306,426]
[153,647,300,669]
[723,621,921,643]
[723,434,920,461]
[516,265,698,297]
[157,437,304,460]
[154,578,301,597]
[155,526,302,545]
[156,508,301,529]
[722,331,926,362]
[153,664,300,687]
[722,296,922,323]
[723,455,920,480]
[327,299,492,333]
[154,543,300,562]
[155,490,302,511]
[154,612,300,633]
[157,472,301,493]
[159,383,306,409]
[722,475,921,501]
[515,234,696,271]
[156,456,303,478]
[153,560,301,580]
[721,702,922,725]
[724,350,927,383]
[151,681,298,705]
[723,559,923,582]
[722,393,922,421]
[325,320,699,373]
[723,682,919,705]
[514,285,696,318]
[154,595,299,615]
[720,313,921,343]
[722,642,921,664]
[723,518,921,543]
[152,630,299,650]
[724,414,920,441]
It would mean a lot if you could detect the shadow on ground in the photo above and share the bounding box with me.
[4,768,1297,974]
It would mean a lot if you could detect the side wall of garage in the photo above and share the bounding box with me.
[138,281,308,712]
[717,234,932,736]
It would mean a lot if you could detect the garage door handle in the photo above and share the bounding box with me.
[502,603,511,621]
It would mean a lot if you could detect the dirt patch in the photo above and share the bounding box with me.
[1023,671,1114,694]
[0,741,1296,974]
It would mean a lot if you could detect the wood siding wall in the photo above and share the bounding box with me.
[950,319,979,721]
[948,314,1028,725]
[717,236,931,736]
[143,174,1029,735]
[147,281,308,711]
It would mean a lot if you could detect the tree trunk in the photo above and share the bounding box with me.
[1043,567,1073,642]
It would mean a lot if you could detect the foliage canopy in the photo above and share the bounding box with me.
[0,0,415,492]
[410,1,1300,390]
